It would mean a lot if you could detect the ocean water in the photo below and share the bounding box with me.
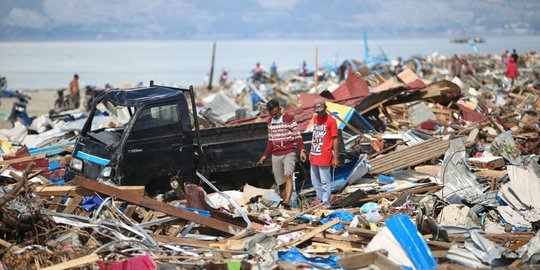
[1,36,539,90]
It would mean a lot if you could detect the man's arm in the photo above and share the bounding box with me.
[258,139,273,165]
[332,137,339,167]
[289,118,307,162]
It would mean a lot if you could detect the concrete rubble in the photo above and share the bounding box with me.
[0,50,539,269]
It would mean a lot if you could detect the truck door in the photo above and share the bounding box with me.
[120,103,188,191]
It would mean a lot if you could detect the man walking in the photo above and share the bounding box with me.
[309,99,339,207]
[69,74,80,109]
[258,99,307,207]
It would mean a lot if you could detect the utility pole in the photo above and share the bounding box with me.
[208,41,216,90]
[314,46,319,87]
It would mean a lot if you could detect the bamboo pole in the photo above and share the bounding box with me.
[314,46,319,87]
[208,41,216,90]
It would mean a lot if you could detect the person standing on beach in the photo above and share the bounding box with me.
[270,62,278,82]
[451,55,464,78]
[309,99,339,207]
[258,99,307,208]
[69,74,80,109]
[501,50,509,68]
[511,49,519,64]
[506,57,519,86]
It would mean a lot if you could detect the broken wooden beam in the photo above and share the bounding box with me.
[73,176,245,234]
[34,185,146,197]
[288,218,339,247]
[40,253,100,270]
[152,234,211,247]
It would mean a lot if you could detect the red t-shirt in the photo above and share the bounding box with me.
[309,114,338,166]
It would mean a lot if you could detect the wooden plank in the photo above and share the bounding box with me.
[311,238,363,252]
[373,71,386,83]
[35,185,146,197]
[73,176,244,234]
[474,169,507,182]
[449,232,535,242]
[63,196,83,214]
[345,226,377,238]
[397,68,420,84]
[0,154,46,165]
[359,183,442,202]
[0,239,20,250]
[124,205,137,218]
[280,203,323,225]
[40,253,100,270]
[153,234,211,247]
[288,218,339,247]
[325,233,370,244]
[268,224,308,237]
[468,156,505,169]
[48,196,63,212]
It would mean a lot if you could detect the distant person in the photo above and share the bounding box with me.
[219,70,228,87]
[301,61,307,77]
[69,74,80,109]
[394,57,403,76]
[253,62,264,81]
[501,50,509,68]
[270,62,278,82]
[511,49,519,64]
[506,57,519,86]
[309,99,339,208]
[338,62,347,82]
[258,99,307,208]
[451,55,464,78]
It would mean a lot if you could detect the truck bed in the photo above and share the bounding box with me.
[199,122,312,173]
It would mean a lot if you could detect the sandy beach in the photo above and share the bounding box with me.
[0,90,57,129]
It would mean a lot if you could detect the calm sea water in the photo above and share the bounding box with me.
[1,36,539,90]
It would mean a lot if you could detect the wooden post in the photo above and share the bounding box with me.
[314,46,319,87]
[208,41,216,90]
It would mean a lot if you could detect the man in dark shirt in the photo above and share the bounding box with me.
[511,49,519,65]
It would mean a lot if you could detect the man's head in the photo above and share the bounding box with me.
[74,74,79,80]
[313,98,327,115]
[266,99,281,120]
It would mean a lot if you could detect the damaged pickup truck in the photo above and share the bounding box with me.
[65,84,317,194]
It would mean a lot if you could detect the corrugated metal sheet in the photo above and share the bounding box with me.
[369,138,449,174]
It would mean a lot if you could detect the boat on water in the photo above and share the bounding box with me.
[452,36,486,43]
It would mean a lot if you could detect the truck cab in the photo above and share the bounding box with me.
[66,85,197,193]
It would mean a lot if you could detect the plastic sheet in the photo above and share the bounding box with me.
[320,211,355,231]
[386,214,437,270]
[278,247,342,269]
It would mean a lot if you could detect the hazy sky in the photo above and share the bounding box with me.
[1,0,539,40]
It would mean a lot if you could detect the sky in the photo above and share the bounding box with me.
[1,0,539,40]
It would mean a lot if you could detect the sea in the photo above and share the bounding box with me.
[1,36,539,90]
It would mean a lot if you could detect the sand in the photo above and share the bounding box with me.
[0,90,57,129]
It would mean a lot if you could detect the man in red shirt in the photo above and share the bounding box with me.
[258,99,307,207]
[309,99,339,207]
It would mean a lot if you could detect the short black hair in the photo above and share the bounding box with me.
[266,99,280,111]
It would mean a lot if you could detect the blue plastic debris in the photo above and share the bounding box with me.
[82,196,104,211]
[49,161,61,171]
[378,174,395,184]
[386,214,437,270]
[320,211,354,231]
[49,178,65,185]
[279,247,343,269]
[360,202,379,213]
[29,141,75,156]
[297,215,316,222]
